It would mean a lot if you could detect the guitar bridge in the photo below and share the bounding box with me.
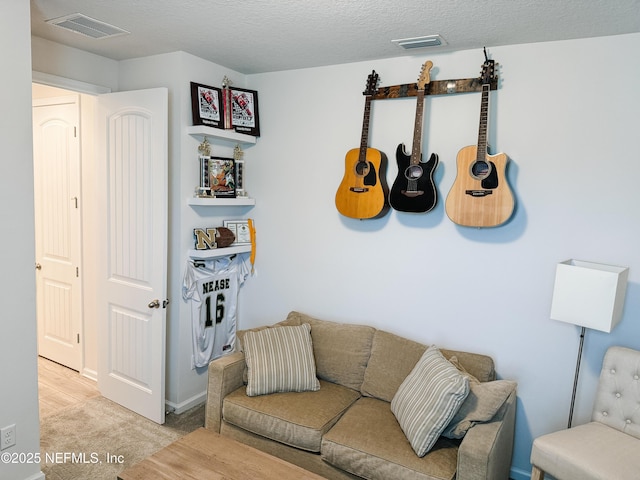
[465,190,493,197]
[401,190,424,197]
[350,187,370,193]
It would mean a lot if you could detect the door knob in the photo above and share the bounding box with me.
[35,263,42,270]
[148,299,160,309]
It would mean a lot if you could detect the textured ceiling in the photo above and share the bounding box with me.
[30,0,640,74]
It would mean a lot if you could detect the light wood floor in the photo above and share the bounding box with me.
[38,356,100,419]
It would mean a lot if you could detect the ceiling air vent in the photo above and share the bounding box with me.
[392,35,447,50]
[45,13,129,39]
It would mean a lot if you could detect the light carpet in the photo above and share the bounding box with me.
[40,396,205,480]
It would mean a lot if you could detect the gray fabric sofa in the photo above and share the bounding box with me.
[204,311,517,480]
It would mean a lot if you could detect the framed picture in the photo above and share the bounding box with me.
[223,220,252,245]
[209,156,236,198]
[229,87,260,136]
[191,82,223,128]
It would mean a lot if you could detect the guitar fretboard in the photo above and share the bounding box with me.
[410,90,426,166]
[359,97,372,161]
[476,84,490,161]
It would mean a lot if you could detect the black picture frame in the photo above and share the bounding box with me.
[191,82,223,128]
[229,87,260,136]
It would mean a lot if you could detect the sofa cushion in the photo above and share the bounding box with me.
[237,315,303,384]
[223,380,361,452]
[286,311,375,391]
[361,330,427,402]
[361,330,495,402]
[443,356,517,439]
[391,346,469,457]
[243,323,320,396]
[322,397,459,480]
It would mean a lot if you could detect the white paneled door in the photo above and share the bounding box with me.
[33,95,82,372]
[96,88,168,424]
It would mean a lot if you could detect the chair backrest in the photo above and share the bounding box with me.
[591,346,640,439]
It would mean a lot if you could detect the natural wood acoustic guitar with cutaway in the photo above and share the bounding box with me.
[335,70,389,219]
[388,61,439,213]
[445,56,515,227]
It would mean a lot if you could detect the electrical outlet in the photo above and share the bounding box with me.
[1,424,16,450]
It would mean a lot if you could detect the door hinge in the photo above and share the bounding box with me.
[74,126,77,137]
[77,333,80,344]
[73,197,78,209]
[76,267,79,277]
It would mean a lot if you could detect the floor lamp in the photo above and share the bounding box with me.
[549,259,629,428]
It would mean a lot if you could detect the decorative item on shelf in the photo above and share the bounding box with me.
[223,219,251,245]
[549,259,629,428]
[209,156,236,198]
[196,137,212,197]
[193,227,236,250]
[233,143,246,197]
[230,86,260,136]
[191,82,224,129]
[222,76,233,130]
[248,218,256,273]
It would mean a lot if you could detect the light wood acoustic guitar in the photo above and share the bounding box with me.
[335,71,389,219]
[388,61,439,213]
[445,56,515,227]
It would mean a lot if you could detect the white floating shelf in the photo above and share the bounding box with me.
[188,197,255,207]
[188,245,252,259]
[186,125,257,145]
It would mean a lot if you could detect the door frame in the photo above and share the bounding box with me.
[33,72,169,425]
[32,72,111,381]
[33,94,83,372]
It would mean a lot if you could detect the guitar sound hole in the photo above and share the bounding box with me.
[471,160,491,180]
[355,162,370,177]
[404,165,423,180]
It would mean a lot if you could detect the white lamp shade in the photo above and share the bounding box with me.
[550,259,629,333]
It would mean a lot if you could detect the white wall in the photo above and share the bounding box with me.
[0,2,44,480]
[241,33,640,478]
[28,29,640,478]
[31,36,118,92]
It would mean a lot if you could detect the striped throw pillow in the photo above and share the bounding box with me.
[243,323,320,397]
[391,345,469,457]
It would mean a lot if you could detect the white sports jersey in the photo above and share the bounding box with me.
[182,254,251,367]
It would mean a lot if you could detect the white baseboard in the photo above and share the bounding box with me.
[81,367,97,382]
[165,391,206,415]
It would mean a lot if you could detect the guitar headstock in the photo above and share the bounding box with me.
[416,61,433,90]
[480,48,496,85]
[480,60,496,85]
[363,70,379,96]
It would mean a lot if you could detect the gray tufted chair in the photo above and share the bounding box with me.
[530,345,640,479]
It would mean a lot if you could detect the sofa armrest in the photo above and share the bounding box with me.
[456,389,517,480]
[204,351,246,433]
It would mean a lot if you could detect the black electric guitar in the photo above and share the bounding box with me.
[335,71,389,219]
[445,54,515,227]
[389,61,439,213]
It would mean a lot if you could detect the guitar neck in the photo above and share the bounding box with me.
[359,96,373,160]
[410,90,426,165]
[476,84,490,160]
